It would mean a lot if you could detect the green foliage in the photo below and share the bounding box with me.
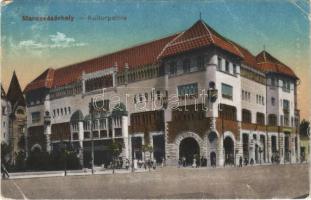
[14,151,26,171]
[300,119,310,138]
[142,144,153,153]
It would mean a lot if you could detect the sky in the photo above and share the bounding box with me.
[1,0,310,120]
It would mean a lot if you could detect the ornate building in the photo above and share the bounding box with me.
[1,72,27,164]
[24,20,300,167]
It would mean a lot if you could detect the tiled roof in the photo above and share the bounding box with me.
[25,20,298,92]
[24,68,55,92]
[256,51,298,79]
[158,20,244,59]
[25,34,177,91]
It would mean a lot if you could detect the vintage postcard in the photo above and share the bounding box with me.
[1,0,310,199]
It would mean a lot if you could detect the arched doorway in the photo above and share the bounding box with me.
[179,137,200,166]
[224,137,234,165]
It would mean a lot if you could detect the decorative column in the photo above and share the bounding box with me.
[44,124,51,153]
[78,121,84,166]
[82,71,86,94]
[122,115,129,160]
[267,135,271,163]
[217,136,224,166]
[279,133,284,164]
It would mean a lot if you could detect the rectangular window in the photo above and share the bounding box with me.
[178,83,198,97]
[169,62,177,75]
[183,59,190,73]
[225,61,229,72]
[197,56,204,69]
[233,64,236,74]
[31,112,41,123]
[221,83,233,100]
[283,99,289,110]
[217,57,222,70]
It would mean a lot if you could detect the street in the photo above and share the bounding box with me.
[1,164,309,199]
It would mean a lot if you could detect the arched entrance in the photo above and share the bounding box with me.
[224,137,234,165]
[179,137,200,166]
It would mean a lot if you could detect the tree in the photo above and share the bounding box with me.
[300,119,310,138]
[108,140,123,174]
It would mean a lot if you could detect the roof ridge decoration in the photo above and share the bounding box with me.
[156,31,185,60]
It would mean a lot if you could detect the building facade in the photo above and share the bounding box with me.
[24,20,300,167]
[1,72,27,164]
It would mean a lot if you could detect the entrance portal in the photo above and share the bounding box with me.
[179,137,200,166]
[224,137,234,165]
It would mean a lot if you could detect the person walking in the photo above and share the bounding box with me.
[1,164,9,179]
[239,156,243,167]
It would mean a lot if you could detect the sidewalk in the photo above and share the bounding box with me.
[3,167,151,180]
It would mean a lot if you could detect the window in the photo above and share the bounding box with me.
[57,109,59,116]
[31,112,41,123]
[221,83,233,100]
[256,112,265,125]
[282,80,290,92]
[233,64,237,74]
[68,107,71,114]
[268,114,277,126]
[280,115,284,126]
[145,93,148,101]
[64,107,67,115]
[61,108,63,115]
[283,99,289,110]
[225,61,229,72]
[169,61,177,75]
[217,57,222,70]
[53,110,56,117]
[183,59,190,73]
[271,97,275,106]
[2,106,5,115]
[197,56,204,69]
[178,83,198,97]
[242,109,252,123]
[156,91,161,100]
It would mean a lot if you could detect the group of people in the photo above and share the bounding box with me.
[137,159,157,170]
[237,156,255,167]
[178,156,208,168]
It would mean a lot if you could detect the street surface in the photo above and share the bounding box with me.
[1,164,309,199]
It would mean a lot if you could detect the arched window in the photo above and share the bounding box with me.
[256,112,265,125]
[242,109,252,123]
[268,114,277,126]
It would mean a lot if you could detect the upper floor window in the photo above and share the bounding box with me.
[169,61,177,75]
[283,99,289,110]
[225,61,229,72]
[233,64,237,74]
[217,57,222,70]
[178,83,198,97]
[2,106,6,115]
[183,59,190,73]
[242,109,252,123]
[282,80,290,92]
[31,112,41,123]
[268,114,277,126]
[197,56,204,69]
[256,112,265,125]
[221,83,233,100]
[271,97,276,106]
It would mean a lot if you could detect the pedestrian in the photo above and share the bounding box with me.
[250,158,254,165]
[182,157,186,167]
[1,164,9,179]
[161,157,165,168]
[239,156,243,167]
[153,159,156,170]
[192,158,197,168]
[125,159,130,170]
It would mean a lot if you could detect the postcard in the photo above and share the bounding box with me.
[1,0,310,199]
